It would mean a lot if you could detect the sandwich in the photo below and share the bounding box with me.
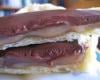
[0,10,100,74]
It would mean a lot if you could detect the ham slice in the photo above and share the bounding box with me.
[0,41,84,68]
[0,10,100,46]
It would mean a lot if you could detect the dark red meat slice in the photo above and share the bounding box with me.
[0,10,100,36]
[0,41,85,68]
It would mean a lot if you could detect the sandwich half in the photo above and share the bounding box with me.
[0,10,100,74]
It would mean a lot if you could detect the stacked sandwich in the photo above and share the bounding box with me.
[0,7,100,74]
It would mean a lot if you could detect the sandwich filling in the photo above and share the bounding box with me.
[0,24,99,69]
[0,40,85,68]
[0,30,95,68]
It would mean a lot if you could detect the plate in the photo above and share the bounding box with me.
[0,73,100,80]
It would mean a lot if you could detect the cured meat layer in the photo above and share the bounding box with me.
[0,41,85,68]
[0,10,100,48]
[0,10,100,37]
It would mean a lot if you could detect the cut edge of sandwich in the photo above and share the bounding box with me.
[0,32,98,74]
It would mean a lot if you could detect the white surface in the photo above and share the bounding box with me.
[38,73,100,80]
[0,73,100,80]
